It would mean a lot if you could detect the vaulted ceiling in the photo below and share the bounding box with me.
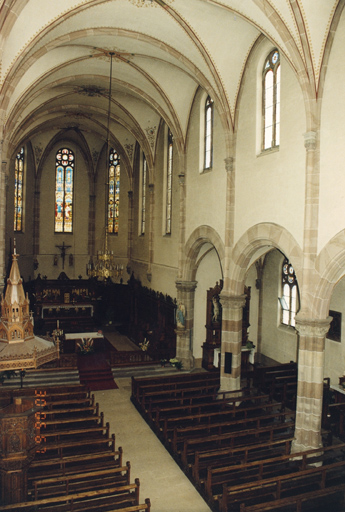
[0,0,343,164]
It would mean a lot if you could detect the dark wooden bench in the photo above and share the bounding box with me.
[31,462,131,500]
[253,363,297,388]
[36,433,116,460]
[146,386,253,420]
[43,419,109,443]
[139,381,221,412]
[239,484,345,512]
[164,406,292,446]
[171,412,295,453]
[205,442,345,499]
[29,445,123,480]
[218,458,345,512]
[2,479,142,511]
[181,421,295,467]
[154,392,273,428]
[131,371,220,402]
[190,436,293,484]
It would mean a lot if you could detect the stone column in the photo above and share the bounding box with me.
[219,292,247,392]
[32,189,40,270]
[0,158,7,289]
[175,280,197,370]
[291,315,331,452]
[147,183,154,282]
[127,190,133,274]
[177,171,186,280]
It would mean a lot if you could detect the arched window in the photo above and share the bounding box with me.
[280,259,298,327]
[263,49,280,150]
[55,148,74,233]
[166,129,173,234]
[141,154,147,235]
[14,147,24,232]
[108,148,120,234]
[204,95,214,169]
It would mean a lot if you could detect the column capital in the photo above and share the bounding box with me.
[224,156,234,173]
[175,280,197,293]
[304,131,317,151]
[220,292,246,310]
[295,315,332,338]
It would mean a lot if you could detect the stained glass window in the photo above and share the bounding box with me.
[141,155,147,235]
[204,96,214,169]
[280,259,298,327]
[55,148,74,233]
[263,50,280,150]
[108,148,120,234]
[14,147,24,232]
[166,129,173,234]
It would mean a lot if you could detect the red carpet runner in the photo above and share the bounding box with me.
[77,351,118,391]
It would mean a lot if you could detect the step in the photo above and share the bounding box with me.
[1,370,80,388]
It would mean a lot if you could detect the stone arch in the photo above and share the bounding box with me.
[182,225,225,282]
[314,229,345,319]
[229,223,303,296]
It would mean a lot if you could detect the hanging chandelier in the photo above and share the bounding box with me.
[87,52,123,281]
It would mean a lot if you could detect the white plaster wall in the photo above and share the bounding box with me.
[318,10,345,252]
[185,89,227,245]
[324,277,345,385]
[234,41,306,249]
[152,124,179,276]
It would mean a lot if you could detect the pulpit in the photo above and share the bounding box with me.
[0,397,37,504]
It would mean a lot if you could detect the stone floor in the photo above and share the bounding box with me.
[94,376,213,512]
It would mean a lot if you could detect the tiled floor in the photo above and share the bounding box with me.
[94,377,213,512]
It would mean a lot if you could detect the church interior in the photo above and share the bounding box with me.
[2,0,345,510]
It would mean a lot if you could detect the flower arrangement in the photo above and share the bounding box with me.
[139,338,149,351]
[78,338,94,354]
[169,358,183,370]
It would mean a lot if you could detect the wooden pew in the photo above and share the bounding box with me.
[190,436,294,485]
[163,404,290,444]
[43,419,110,443]
[139,381,221,412]
[153,392,273,428]
[218,458,345,512]
[2,479,142,511]
[171,412,295,454]
[31,462,131,499]
[239,485,345,512]
[146,387,253,421]
[29,445,124,480]
[253,362,296,389]
[182,422,295,468]
[131,371,220,403]
[37,432,116,460]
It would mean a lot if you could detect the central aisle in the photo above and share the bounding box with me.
[94,377,213,512]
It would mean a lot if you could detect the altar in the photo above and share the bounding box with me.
[64,331,104,353]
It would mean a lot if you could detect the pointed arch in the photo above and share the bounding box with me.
[182,225,225,282]
[229,223,303,296]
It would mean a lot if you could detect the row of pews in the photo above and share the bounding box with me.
[1,385,150,512]
[131,364,345,512]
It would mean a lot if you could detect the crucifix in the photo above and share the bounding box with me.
[55,241,72,269]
